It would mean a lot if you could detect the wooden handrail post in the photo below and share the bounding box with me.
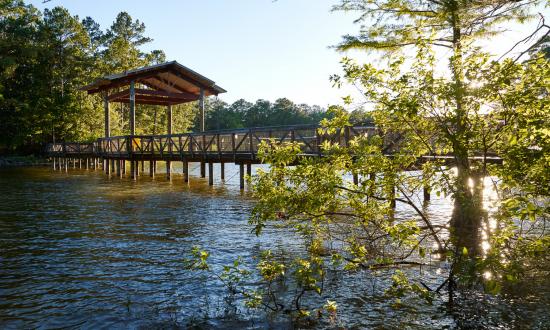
[231,133,236,162]
[249,128,254,160]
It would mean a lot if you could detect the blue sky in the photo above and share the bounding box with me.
[32,0,548,107]
[32,0,358,107]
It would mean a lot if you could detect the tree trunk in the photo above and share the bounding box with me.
[449,7,482,256]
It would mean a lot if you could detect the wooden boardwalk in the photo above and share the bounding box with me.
[45,124,502,190]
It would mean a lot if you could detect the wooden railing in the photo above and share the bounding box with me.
[45,124,378,160]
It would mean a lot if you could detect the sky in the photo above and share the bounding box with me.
[31,0,548,107]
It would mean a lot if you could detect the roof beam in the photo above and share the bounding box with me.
[143,76,192,94]
[85,70,169,94]
[110,94,195,105]
[107,89,130,101]
[135,88,199,100]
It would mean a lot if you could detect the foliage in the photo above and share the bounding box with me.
[0,1,336,153]
[202,97,338,131]
[238,0,550,319]
[0,1,186,153]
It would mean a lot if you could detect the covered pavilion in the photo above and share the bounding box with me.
[81,60,226,136]
[81,61,226,178]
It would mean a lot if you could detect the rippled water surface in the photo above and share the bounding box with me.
[0,165,547,329]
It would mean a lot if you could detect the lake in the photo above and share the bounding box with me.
[0,165,547,329]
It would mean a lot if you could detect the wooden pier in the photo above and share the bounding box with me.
[44,62,502,194]
[45,123,502,191]
[45,124,376,189]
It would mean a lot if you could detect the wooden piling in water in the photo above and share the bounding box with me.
[390,184,396,209]
[166,160,171,180]
[149,160,154,178]
[353,173,359,185]
[200,161,206,178]
[116,159,121,176]
[208,162,214,185]
[239,163,245,190]
[183,160,189,183]
[423,185,431,201]
[130,160,135,180]
[220,162,225,181]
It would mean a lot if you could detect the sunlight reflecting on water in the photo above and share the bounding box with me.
[0,166,546,329]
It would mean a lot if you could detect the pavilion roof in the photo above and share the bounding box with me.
[81,61,226,105]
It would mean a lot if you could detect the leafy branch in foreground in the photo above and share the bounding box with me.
[185,246,339,323]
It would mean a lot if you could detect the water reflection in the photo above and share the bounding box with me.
[0,166,546,328]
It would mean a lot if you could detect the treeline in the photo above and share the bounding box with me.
[0,0,178,153]
[205,98,372,130]
[0,1,354,154]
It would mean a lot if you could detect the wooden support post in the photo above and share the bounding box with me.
[246,163,252,177]
[166,104,172,180]
[53,157,56,170]
[220,162,225,181]
[141,160,145,173]
[122,160,126,175]
[183,160,189,183]
[104,92,110,138]
[390,184,396,209]
[136,161,140,177]
[73,158,76,169]
[353,173,359,185]
[200,161,206,178]
[239,163,245,190]
[208,162,214,185]
[79,158,82,169]
[149,160,154,177]
[130,160,135,180]
[199,88,205,132]
[423,185,431,201]
[116,159,121,176]
[85,158,89,170]
[111,159,115,175]
[129,81,135,136]
[167,104,172,134]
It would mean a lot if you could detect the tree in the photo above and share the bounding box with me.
[242,0,550,319]
[333,0,542,255]
[0,0,40,151]
[0,4,184,152]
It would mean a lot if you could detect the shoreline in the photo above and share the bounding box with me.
[0,156,50,168]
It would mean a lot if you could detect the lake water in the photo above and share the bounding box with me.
[0,165,548,329]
